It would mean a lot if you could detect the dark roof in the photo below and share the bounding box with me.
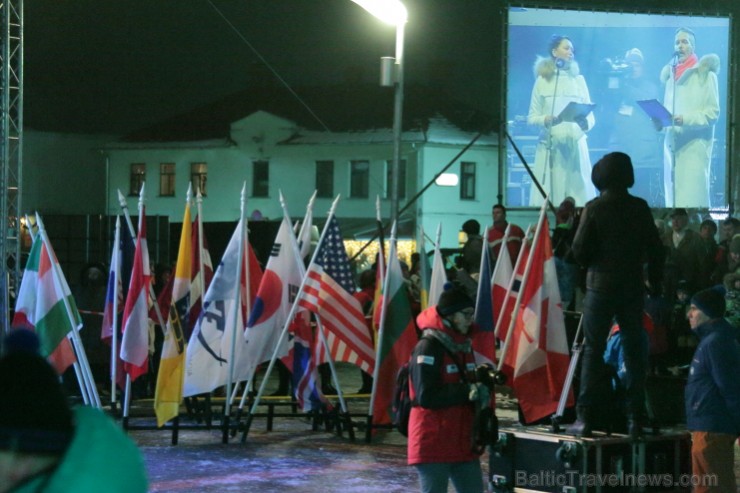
[120,83,493,143]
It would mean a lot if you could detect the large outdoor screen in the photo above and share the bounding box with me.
[505,7,730,209]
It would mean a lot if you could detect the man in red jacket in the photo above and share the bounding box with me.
[407,286,489,493]
[487,204,525,265]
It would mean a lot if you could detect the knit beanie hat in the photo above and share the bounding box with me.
[462,219,481,236]
[690,288,726,320]
[436,285,475,317]
[595,152,634,190]
[0,331,74,454]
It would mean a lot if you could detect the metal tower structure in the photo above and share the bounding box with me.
[0,0,22,333]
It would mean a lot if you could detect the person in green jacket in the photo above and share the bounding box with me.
[0,330,147,493]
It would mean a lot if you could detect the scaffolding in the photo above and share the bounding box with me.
[0,0,22,333]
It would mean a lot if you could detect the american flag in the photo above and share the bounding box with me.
[298,215,375,374]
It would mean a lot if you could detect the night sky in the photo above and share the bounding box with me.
[23,0,500,135]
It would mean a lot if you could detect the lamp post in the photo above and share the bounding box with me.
[351,0,407,225]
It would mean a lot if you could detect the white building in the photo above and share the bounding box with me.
[102,84,504,251]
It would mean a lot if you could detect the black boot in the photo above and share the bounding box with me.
[567,406,593,437]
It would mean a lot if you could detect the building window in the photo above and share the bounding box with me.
[385,159,407,200]
[316,160,334,198]
[191,162,207,196]
[460,161,476,200]
[130,163,146,196]
[252,160,269,197]
[350,160,370,198]
[159,163,176,197]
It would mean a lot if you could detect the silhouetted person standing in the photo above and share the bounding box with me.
[569,152,664,438]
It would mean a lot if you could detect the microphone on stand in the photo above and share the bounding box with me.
[555,58,566,69]
[671,50,680,70]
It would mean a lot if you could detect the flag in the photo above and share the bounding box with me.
[183,219,262,397]
[120,209,152,382]
[150,272,173,329]
[101,216,127,389]
[243,217,303,384]
[417,228,432,310]
[154,202,192,426]
[291,198,327,411]
[12,235,80,374]
[472,229,495,367]
[189,213,214,335]
[298,215,375,374]
[371,248,385,335]
[428,232,447,307]
[293,315,327,412]
[371,197,385,333]
[502,215,572,423]
[101,217,122,344]
[297,211,313,262]
[372,238,417,424]
[492,227,516,342]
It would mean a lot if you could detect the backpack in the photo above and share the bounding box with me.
[392,362,413,437]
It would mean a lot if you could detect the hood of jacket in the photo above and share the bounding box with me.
[415,305,475,347]
[534,56,581,81]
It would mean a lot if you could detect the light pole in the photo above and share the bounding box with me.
[351,0,407,225]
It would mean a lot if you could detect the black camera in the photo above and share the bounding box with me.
[475,364,497,389]
[598,57,631,76]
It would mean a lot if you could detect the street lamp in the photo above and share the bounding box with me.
[351,0,407,225]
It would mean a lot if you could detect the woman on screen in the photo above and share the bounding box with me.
[528,35,596,207]
[658,27,720,208]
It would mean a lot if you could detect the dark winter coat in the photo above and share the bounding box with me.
[572,189,664,294]
[685,317,740,435]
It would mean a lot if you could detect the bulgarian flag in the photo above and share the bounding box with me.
[370,225,417,425]
[12,234,80,374]
[154,198,193,426]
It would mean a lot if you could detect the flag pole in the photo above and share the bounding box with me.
[371,195,386,345]
[376,195,386,267]
[110,215,121,408]
[418,225,429,310]
[474,225,492,319]
[196,186,206,292]
[241,194,342,442]
[35,212,102,409]
[222,182,247,443]
[427,223,445,306]
[296,190,317,259]
[117,189,169,333]
[366,220,397,442]
[496,198,549,376]
[25,214,35,241]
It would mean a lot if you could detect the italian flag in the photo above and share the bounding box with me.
[13,236,80,373]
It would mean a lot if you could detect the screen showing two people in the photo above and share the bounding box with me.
[506,8,729,209]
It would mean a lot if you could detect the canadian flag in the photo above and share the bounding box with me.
[501,210,573,424]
